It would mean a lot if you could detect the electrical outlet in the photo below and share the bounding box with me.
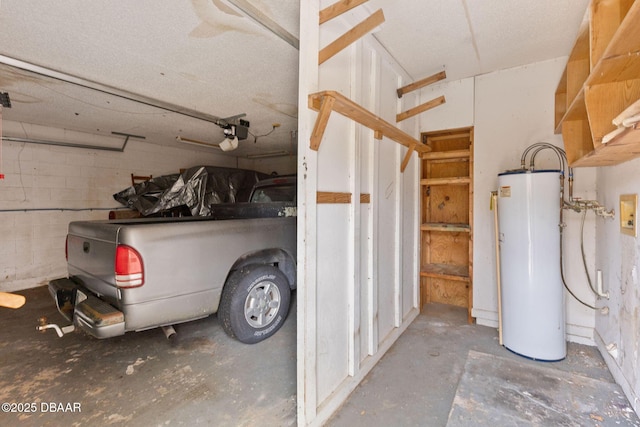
[620,194,637,237]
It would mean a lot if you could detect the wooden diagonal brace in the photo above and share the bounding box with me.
[319,9,385,65]
[310,94,336,150]
[396,95,446,122]
[397,71,447,98]
[400,142,416,173]
[320,0,369,24]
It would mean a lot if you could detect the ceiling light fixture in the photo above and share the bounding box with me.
[178,120,249,152]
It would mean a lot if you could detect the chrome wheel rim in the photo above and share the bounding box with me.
[244,281,281,328]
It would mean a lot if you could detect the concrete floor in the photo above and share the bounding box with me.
[1,286,638,426]
[0,286,297,426]
[327,303,639,427]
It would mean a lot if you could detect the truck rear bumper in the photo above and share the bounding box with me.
[48,278,125,339]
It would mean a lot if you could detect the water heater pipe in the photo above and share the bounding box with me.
[518,142,614,309]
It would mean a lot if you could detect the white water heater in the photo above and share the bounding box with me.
[497,170,566,361]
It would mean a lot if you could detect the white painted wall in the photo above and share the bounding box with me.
[0,134,287,292]
[419,57,600,344]
[595,159,640,414]
[297,2,421,425]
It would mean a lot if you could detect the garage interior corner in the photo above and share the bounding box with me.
[1,286,638,426]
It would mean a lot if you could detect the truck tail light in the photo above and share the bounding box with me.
[115,245,144,288]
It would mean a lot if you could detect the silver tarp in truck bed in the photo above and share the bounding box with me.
[113,166,268,216]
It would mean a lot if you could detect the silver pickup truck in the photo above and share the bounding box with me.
[43,177,296,344]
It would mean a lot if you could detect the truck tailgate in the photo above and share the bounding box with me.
[66,221,121,301]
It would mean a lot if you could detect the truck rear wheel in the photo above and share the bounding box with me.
[219,265,291,344]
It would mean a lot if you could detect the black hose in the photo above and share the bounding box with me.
[560,224,596,310]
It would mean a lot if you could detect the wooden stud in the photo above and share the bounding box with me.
[319,9,385,65]
[360,193,370,203]
[374,130,383,140]
[310,94,336,151]
[317,191,352,204]
[397,71,446,98]
[319,0,368,25]
[396,95,446,122]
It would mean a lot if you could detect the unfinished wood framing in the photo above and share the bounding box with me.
[316,192,371,204]
[308,90,429,171]
[319,9,385,65]
[397,70,447,98]
[317,191,352,204]
[319,0,369,24]
[396,95,446,122]
[310,94,336,150]
[400,143,416,173]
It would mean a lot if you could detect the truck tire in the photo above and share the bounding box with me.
[219,264,291,344]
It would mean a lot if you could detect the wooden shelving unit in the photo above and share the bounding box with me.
[555,0,640,167]
[420,128,474,323]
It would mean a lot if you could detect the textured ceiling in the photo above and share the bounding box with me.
[0,0,589,158]
[366,0,589,82]
[0,0,301,157]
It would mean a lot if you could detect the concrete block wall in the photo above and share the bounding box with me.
[0,137,238,291]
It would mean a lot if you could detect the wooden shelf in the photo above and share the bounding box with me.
[420,127,473,322]
[421,223,470,232]
[421,149,470,160]
[569,124,640,166]
[420,263,469,282]
[555,0,640,167]
[308,90,428,152]
[421,177,470,186]
[308,90,429,172]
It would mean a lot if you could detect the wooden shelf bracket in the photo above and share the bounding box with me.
[308,90,430,172]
